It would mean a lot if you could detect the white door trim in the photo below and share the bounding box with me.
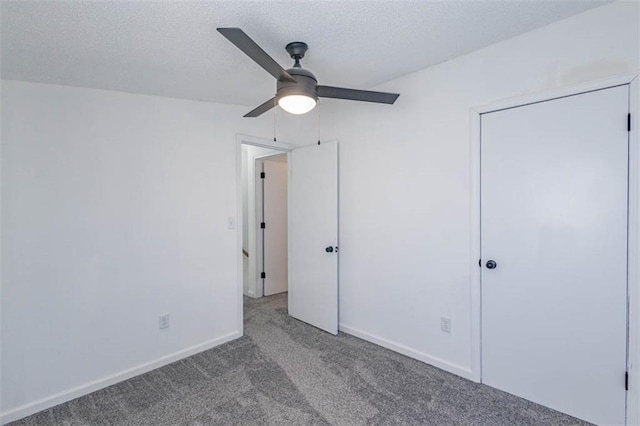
[235,134,293,336]
[469,74,639,424]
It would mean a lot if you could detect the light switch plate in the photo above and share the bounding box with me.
[441,317,452,333]
[159,314,170,330]
[227,216,236,230]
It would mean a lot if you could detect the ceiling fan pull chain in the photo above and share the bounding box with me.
[273,100,277,142]
[317,102,321,145]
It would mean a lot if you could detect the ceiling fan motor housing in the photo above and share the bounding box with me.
[277,67,318,102]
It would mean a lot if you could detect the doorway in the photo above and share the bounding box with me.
[236,135,340,336]
[479,84,630,425]
[240,141,290,299]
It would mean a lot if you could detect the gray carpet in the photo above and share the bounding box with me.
[10,293,588,425]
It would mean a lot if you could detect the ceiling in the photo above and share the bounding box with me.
[2,1,608,108]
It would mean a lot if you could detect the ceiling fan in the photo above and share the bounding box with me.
[217,28,400,117]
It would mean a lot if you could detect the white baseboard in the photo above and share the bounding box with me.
[0,331,241,425]
[338,324,474,381]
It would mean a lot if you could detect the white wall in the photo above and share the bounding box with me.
[0,81,240,418]
[0,76,321,421]
[331,0,639,393]
[0,80,319,422]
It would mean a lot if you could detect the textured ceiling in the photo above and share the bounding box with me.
[2,1,608,108]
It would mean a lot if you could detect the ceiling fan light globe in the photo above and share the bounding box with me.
[278,94,317,115]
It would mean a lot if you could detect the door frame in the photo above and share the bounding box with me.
[236,134,294,335]
[469,73,639,424]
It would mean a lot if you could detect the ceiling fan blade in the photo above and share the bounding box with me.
[217,28,296,83]
[317,86,399,104]
[244,97,277,118]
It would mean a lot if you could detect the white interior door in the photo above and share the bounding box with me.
[288,141,338,334]
[263,156,288,296]
[481,86,629,425]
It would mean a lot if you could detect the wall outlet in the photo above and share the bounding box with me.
[441,316,452,333]
[159,314,170,330]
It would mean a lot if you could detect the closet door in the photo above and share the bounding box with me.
[481,85,629,425]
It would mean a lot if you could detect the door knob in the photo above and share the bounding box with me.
[325,246,334,253]
[486,260,497,269]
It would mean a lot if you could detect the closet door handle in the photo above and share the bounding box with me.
[486,260,497,269]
